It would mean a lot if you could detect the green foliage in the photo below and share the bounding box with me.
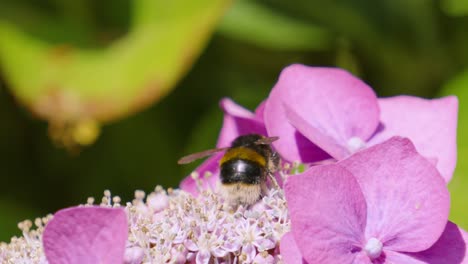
[0,199,41,240]
[442,0,468,16]
[218,0,332,51]
[441,69,468,229]
[0,0,228,124]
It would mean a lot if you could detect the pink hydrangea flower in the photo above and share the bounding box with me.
[180,97,268,195]
[264,64,458,182]
[1,64,464,264]
[281,137,467,263]
[42,206,128,264]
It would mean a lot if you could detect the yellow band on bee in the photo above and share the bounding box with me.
[220,147,266,166]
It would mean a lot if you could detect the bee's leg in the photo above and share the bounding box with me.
[260,181,269,198]
[269,151,280,173]
[267,151,280,189]
[267,171,280,189]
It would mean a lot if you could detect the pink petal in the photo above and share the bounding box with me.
[212,246,228,258]
[280,232,305,264]
[253,252,276,264]
[242,244,257,263]
[196,250,211,264]
[179,152,223,196]
[283,103,349,159]
[124,247,145,264]
[352,253,374,264]
[285,164,367,264]
[338,137,450,252]
[216,98,267,147]
[184,239,199,252]
[255,100,266,120]
[43,206,128,264]
[408,221,468,264]
[180,98,267,195]
[384,251,428,264]
[254,237,275,252]
[368,96,458,182]
[146,192,169,212]
[264,64,379,162]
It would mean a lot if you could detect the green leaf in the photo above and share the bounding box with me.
[0,199,41,242]
[0,0,229,147]
[440,68,468,231]
[442,0,468,17]
[218,0,332,51]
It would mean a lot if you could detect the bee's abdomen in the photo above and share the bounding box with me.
[220,159,263,184]
[220,147,266,167]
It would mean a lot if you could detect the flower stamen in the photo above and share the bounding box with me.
[364,237,383,259]
[347,137,366,153]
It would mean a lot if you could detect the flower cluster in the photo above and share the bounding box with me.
[125,187,290,263]
[0,186,290,264]
[1,64,467,264]
[0,217,51,263]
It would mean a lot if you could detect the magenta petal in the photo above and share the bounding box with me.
[216,98,267,147]
[285,165,367,264]
[43,206,128,264]
[368,96,458,182]
[179,152,223,196]
[284,103,350,159]
[255,100,266,120]
[280,232,305,264]
[384,251,428,264]
[338,137,450,252]
[408,221,468,264]
[264,64,379,161]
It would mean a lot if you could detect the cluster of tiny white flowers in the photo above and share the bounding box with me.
[0,216,51,264]
[123,186,290,264]
[0,184,290,264]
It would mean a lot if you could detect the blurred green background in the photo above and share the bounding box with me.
[1,0,467,241]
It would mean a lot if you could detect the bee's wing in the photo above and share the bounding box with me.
[177,147,230,164]
[255,136,279,145]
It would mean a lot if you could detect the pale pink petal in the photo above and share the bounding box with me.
[254,237,275,251]
[223,238,241,252]
[184,239,199,251]
[264,64,379,162]
[280,232,305,264]
[285,165,367,264]
[338,137,450,252]
[409,221,468,264]
[368,96,458,182]
[212,246,228,258]
[253,253,277,264]
[196,250,211,264]
[146,192,169,212]
[242,244,257,263]
[124,247,145,264]
[43,206,128,264]
[253,252,275,264]
[171,247,188,263]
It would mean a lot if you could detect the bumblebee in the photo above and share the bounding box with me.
[178,134,280,205]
